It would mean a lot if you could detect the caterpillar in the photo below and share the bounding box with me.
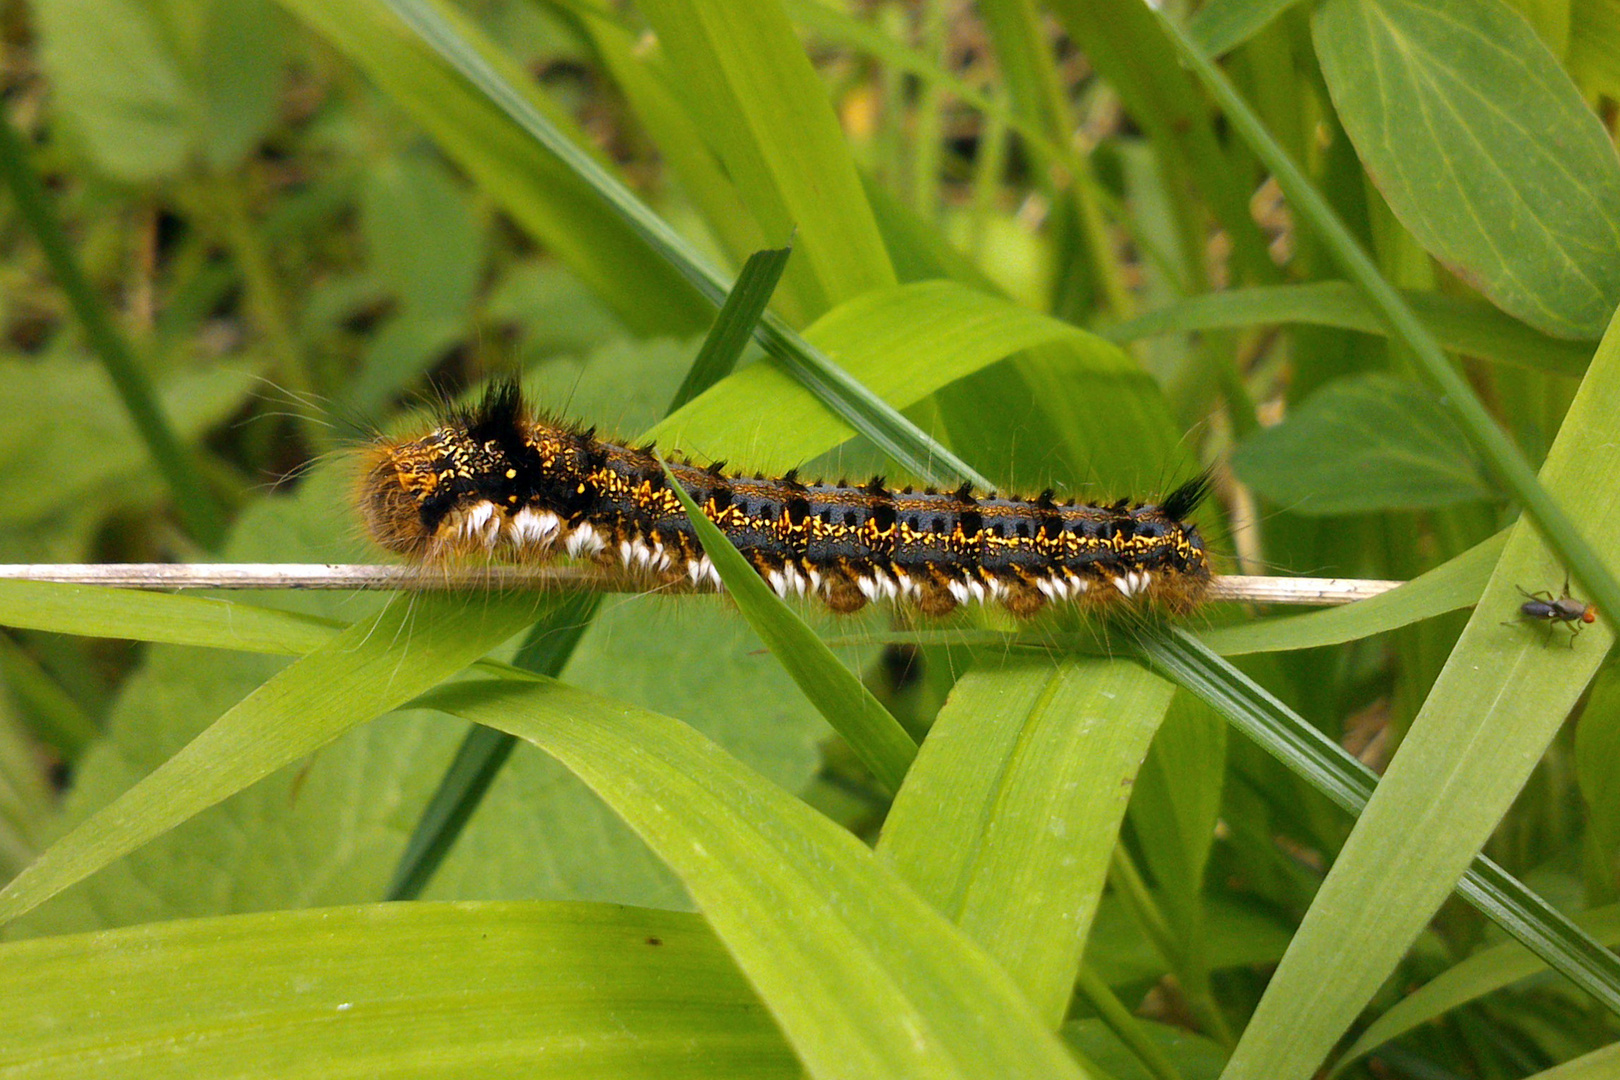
[359,382,1213,618]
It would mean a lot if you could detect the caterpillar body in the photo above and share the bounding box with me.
[360,383,1213,618]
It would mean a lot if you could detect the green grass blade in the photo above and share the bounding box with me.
[0,592,540,925]
[1100,282,1593,377]
[393,240,790,901]
[636,0,894,315]
[367,0,981,488]
[1331,905,1620,1076]
[0,580,341,655]
[386,724,518,903]
[661,462,915,794]
[1199,532,1503,655]
[877,657,1176,1026]
[1214,256,1620,1078]
[420,677,1085,1080]
[0,901,798,1078]
[386,590,601,902]
[669,244,794,414]
[1136,628,1620,1019]
[1521,1044,1620,1080]
[649,279,1139,476]
[1188,0,1307,56]
[1152,3,1620,637]
[0,112,225,550]
[277,0,712,336]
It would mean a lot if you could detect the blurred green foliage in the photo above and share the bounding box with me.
[0,0,1618,1077]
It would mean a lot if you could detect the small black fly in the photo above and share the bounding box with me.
[1506,576,1598,646]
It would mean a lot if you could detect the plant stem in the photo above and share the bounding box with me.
[0,112,226,550]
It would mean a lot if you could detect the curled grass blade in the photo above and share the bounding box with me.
[0,580,341,655]
[0,592,541,925]
[420,677,1085,1080]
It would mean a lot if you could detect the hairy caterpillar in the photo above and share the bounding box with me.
[359,382,1213,618]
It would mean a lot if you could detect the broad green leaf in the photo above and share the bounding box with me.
[188,0,287,171]
[0,589,541,926]
[1577,666,1620,899]
[33,0,284,179]
[386,591,602,902]
[1100,282,1594,377]
[1331,903,1620,1075]
[1154,0,1620,628]
[345,310,467,418]
[422,677,1086,1080]
[661,461,914,793]
[420,597,838,910]
[1219,254,1620,1080]
[274,0,712,336]
[636,0,895,317]
[932,347,1191,504]
[1230,374,1495,513]
[1314,0,1620,339]
[1188,0,1308,57]
[0,901,799,1078]
[649,279,1138,474]
[0,359,253,544]
[877,657,1175,1025]
[484,259,628,359]
[1200,531,1504,655]
[34,0,189,179]
[359,150,485,318]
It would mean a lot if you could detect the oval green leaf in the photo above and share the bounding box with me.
[1314,0,1620,339]
[1231,373,1495,514]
